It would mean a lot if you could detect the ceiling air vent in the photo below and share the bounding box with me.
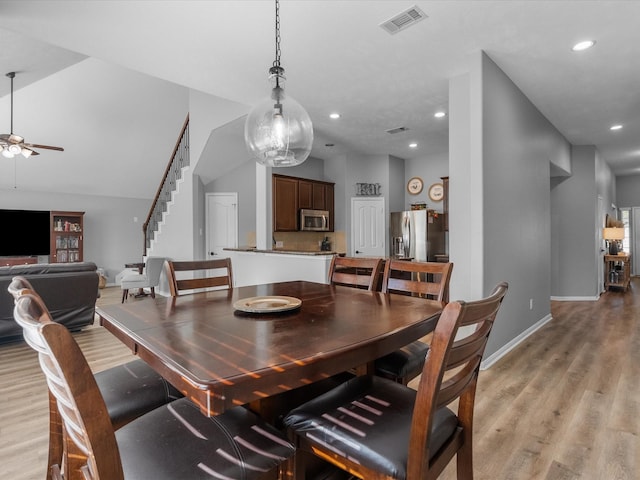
[386,126,410,135]
[380,5,427,35]
[385,127,409,135]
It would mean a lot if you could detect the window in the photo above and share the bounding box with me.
[620,208,630,253]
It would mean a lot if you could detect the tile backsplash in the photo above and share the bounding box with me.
[273,231,346,252]
[243,231,346,253]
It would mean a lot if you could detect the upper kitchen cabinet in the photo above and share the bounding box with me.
[273,175,299,231]
[299,180,331,211]
[273,174,335,232]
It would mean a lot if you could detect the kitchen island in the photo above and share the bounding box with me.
[223,248,342,287]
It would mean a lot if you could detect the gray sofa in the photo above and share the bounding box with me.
[0,262,99,344]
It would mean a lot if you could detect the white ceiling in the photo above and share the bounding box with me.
[1,1,639,199]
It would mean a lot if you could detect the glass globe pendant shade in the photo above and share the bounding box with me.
[1,147,14,158]
[245,68,313,167]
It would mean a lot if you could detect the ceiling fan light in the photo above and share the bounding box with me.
[21,147,33,158]
[8,143,21,155]
[2,147,15,158]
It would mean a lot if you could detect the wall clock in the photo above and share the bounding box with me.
[407,177,423,195]
[428,182,444,202]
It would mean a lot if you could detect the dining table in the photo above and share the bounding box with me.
[96,280,442,418]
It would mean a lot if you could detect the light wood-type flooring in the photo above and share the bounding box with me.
[1,281,639,479]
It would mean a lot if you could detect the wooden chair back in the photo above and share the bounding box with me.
[328,256,384,291]
[165,258,233,297]
[407,282,509,478]
[9,279,124,479]
[382,259,453,303]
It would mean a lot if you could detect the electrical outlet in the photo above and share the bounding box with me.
[275,241,284,248]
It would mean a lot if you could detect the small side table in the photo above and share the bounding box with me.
[604,253,631,292]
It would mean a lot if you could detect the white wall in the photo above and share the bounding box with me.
[150,89,250,261]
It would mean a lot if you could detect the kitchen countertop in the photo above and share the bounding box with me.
[223,247,341,256]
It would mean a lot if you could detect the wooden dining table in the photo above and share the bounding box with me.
[96,280,442,418]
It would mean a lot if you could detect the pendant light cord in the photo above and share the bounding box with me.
[273,0,281,69]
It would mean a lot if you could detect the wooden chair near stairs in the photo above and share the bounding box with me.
[165,258,233,297]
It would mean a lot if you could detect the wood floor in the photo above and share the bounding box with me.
[2,281,639,479]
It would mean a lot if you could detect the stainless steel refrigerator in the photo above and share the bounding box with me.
[389,210,445,261]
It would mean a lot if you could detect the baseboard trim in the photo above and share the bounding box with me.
[550,295,599,301]
[480,313,553,370]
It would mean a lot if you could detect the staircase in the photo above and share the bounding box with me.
[142,115,190,256]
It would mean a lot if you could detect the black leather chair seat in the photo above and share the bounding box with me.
[283,375,458,479]
[96,359,183,429]
[117,398,295,479]
[374,339,429,381]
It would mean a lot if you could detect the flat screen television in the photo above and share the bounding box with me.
[0,209,51,257]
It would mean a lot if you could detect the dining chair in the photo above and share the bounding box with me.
[374,259,454,385]
[11,283,295,480]
[328,255,384,291]
[165,258,233,297]
[8,276,184,478]
[120,256,165,303]
[284,282,508,480]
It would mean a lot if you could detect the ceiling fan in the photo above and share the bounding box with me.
[1,71,64,158]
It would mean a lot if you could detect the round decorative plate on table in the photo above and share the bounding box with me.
[233,296,302,313]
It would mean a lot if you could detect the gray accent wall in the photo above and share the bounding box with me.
[404,151,449,212]
[616,174,640,208]
[205,160,257,247]
[450,51,573,360]
[0,189,149,284]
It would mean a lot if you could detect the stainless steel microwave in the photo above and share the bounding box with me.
[300,209,330,231]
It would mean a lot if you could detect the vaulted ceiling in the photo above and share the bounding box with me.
[1,1,639,199]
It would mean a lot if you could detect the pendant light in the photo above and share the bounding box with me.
[244,0,313,167]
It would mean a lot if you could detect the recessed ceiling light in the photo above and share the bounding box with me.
[434,111,446,118]
[572,40,595,51]
[409,143,418,148]
[610,124,623,131]
[329,113,341,119]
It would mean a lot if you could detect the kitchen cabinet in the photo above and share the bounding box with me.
[273,174,335,232]
[299,180,331,210]
[273,176,299,231]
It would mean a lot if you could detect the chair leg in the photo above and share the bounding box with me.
[456,428,474,480]
[121,289,128,303]
[47,392,63,480]
[150,287,155,299]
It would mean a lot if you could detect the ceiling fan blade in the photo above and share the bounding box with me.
[24,143,64,152]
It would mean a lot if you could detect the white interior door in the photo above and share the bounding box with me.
[206,193,238,258]
[351,197,385,257]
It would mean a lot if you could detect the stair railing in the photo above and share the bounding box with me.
[142,114,190,256]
